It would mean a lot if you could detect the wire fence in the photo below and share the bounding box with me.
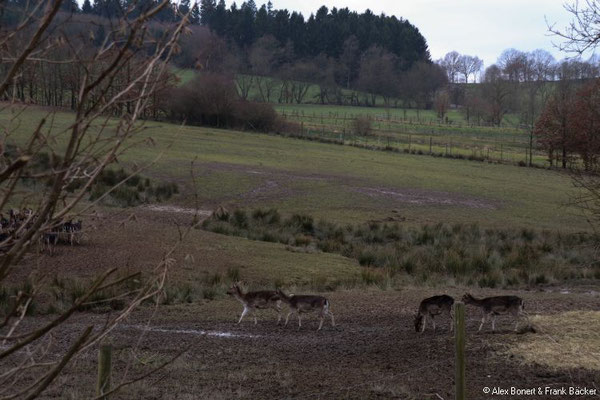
[278,109,554,167]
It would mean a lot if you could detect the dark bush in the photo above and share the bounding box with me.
[352,115,372,136]
[252,208,281,224]
[232,210,249,228]
[167,73,280,132]
[234,101,279,131]
[285,214,314,234]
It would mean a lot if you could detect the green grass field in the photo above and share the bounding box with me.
[175,69,539,165]
[0,105,587,232]
[274,103,544,165]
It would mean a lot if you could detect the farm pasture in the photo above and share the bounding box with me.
[1,106,598,398]
[0,106,585,230]
[6,209,599,399]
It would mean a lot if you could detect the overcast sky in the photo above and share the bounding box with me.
[242,0,595,68]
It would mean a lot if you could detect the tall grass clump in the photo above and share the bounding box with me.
[202,208,599,287]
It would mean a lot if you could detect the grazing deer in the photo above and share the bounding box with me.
[276,289,335,331]
[226,282,282,325]
[63,220,83,245]
[414,295,454,333]
[462,293,524,332]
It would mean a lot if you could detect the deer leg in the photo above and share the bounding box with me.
[432,315,436,332]
[297,313,302,330]
[491,315,496,332]
[421,315,427,332]
[318,315,324,331]
[478,313,487,331]
[513,310,521,331]
[238,307,249,324]
[275,303,282,325]
[284,311,293,327]
[329,310,335,327]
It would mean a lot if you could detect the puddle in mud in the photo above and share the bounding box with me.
[144,205,211,215]
[122,324,259,339]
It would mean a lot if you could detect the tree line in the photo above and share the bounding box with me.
[199,0,430,64]
[432,49,599,169]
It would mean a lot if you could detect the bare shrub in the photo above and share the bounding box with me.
[352,115,373,136]
[167,73,279,131]
[0,1,192,397]
[234,101,279,131]
[168,73,238,127]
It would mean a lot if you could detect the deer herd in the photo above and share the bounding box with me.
[227,282,526,333]
[0,208,83,254]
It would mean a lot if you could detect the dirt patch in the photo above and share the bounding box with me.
[143,205,212,215]
[356,187,498,209]
[4,209,598,399]
[16,289,600,399]
[198,161,498,211]
[198,161,335,182]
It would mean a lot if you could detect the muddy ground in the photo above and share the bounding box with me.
[4,209,600,399]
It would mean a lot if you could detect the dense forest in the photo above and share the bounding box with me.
[1,0,442,109]
[199,0,430,65]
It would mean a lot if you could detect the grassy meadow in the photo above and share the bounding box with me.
[0,105,586,232]
[175,69,542,166]
[274,103,542,165]
[1,103,598,400]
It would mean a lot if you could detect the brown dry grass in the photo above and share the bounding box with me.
[508,311,600,371]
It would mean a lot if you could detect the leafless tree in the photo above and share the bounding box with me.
[548,0,600,54]
[433,89,450,119]
[437,51,461,83]
[481,64,511,126]
[250,35,281,102]
[497,48,527,82]
[457,55,483,83]
[357,46,399,107]
[340,35,360,89]
[0,0,192,398]
[520,50,557,165]
[235,74,254,100]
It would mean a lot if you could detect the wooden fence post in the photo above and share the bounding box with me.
[97,344,112,399]
[454,302,466,400]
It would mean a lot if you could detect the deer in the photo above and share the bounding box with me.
[462,293,524,332]
[62,220,83,245]
[414,295,454,333]
[226,282,282,325]
[276,289,335,331]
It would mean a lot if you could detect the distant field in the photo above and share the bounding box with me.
[274,103,542,166]
[175,69,544,166]
[0,106,586,231]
